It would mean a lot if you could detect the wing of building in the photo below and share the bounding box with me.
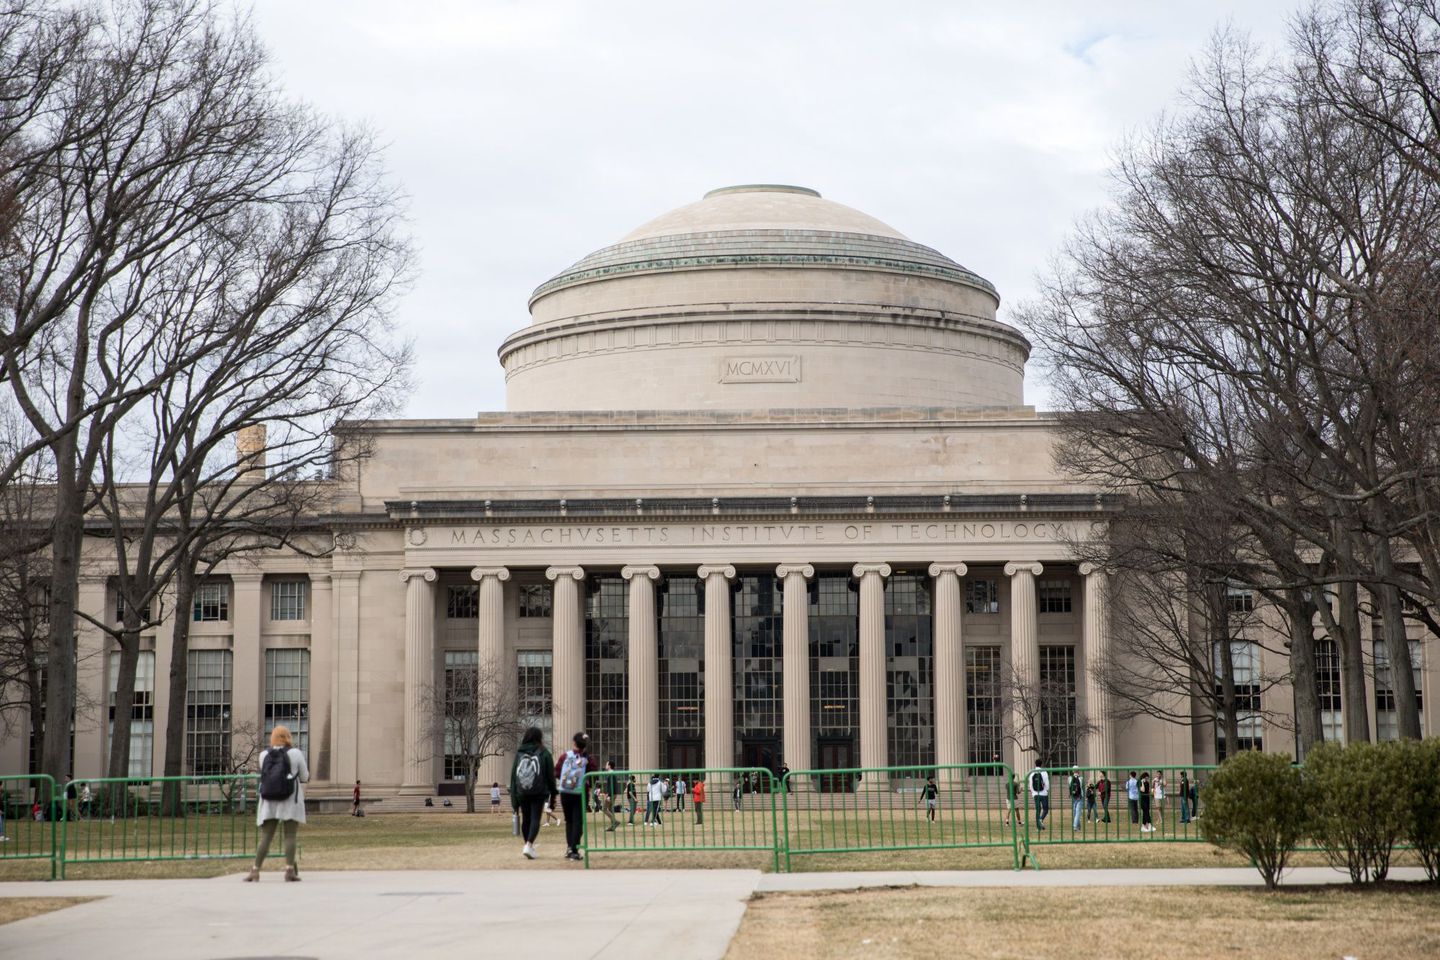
[6,185,1428,797]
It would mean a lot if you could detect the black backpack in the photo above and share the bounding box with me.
[1030,770,1045,793]
[259,746,295,801]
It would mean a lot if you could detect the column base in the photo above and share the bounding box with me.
[397,783,434,796]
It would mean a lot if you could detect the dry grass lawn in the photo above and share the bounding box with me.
[0,897,95,925]
[727,884,1440,960]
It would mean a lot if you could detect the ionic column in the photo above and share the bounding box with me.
[1005,561,1044,773]
[853,563,892,774]
[546,566,586,751]
[777,563,815,776]
[929,562,969,770]
[471,566,511,787]
[699,564,736,771]
[400,568,437,793]
[1080,563,1112,769]
[623,565,661,771]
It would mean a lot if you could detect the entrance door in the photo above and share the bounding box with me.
[817,738,856,793]
[666,739,702,774]
[739,739,780,791]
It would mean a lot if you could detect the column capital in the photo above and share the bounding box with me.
[470,566,512,583]
[927,562,969,578]
[851,562,892,579]
[545,565,585,582]
[697,564,736,580]
[399,567,437,584]
[621,565,661,581]
[230,572,265,585]
[775,563,815,580]
[1003,561,1044,577]
[1078,562,1108,578]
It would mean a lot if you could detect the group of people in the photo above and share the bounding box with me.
[1020,762,1202,833]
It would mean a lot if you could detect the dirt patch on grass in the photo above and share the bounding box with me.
[0,897,96,925]
[727,884,1440,959]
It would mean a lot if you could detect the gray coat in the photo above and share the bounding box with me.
[255,746,309,825]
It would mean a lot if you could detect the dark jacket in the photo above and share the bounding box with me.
[510,742,557,808]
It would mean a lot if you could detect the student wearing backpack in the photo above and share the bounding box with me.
[1097,772,1112,824]
[1068,766,1084,831]
[1028,761,1049,831]
[510,726,558,859]
[246,725,309,882]
[923,774,939,822]
[1084,776,1098,823]
[554,731,597,861]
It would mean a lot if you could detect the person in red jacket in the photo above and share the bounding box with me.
[692,778,706,826]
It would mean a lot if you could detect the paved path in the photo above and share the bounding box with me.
[0,869,761,960]
[0,865,1429,957]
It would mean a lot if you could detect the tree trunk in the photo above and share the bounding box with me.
[26,660,44,778]
[1334,522,1370,742]
[106,624,141,782]
[1287,590,1324,760]
[1373,539,1423,739]
[161,566,196,816]
[42,432,83,786]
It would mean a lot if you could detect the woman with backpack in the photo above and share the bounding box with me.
[554,731,597,861]
[246,725,309,882]
[510,726,558,860]
[1138,770,1154,833]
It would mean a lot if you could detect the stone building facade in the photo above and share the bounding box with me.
[1,185,1432,796]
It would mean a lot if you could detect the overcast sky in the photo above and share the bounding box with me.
[250,1,1298,416]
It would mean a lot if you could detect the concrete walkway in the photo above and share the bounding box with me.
[0,865,1429,957]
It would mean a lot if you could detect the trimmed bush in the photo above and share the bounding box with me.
[1398,737,1440,884]
[1200,750,1310,888]
[1306,740,1409,883]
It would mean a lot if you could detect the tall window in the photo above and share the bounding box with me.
[1225,584,1255,614]
[518,584,551,618]
[733,573,782,769]
[1215,641,1262,760]
[270,580,307,621]
[185,650,232,775]
[517,651,553,747]
[885,572,934,770]
[1375,639,1424,741]
[810,574,858,763]
[1037,579,1073,614]
[446,585,478,619]
[1038,645,1078,767]
[658,575,704,759]
[444,650,478,779]
[966,646,1003,767]
[108,651,155,777]
[264,649,310,754]
[192,581,229,622]
[1316,638,1343,743]
[965,578,999,615]
[584,576,628,769]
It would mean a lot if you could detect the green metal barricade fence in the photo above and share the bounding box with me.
[0,774,60,879]
[58,774,261,878]
[581,767,780,870]
[1018,765,1216,864]
[781,763,1022,872]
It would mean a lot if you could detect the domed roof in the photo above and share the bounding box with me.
[619,184,908,242]
[529,184,994,307]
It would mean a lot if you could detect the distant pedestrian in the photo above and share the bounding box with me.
[1138,770,1154,833]
[1153,772,1167,827]
[510,725,558,860]
[732,777,742,811]
[64,778,77,820]
[693,777,706,826]
[1028,760,1050,831]
[79,782,91,820]
[246,725,309,882]
[923,774,939,822]
[646,773,666,826]
[1003,772,1019,826]
[352,780,362,817]
[1068,766,1083,831]
[601,760,620,832]
[1084,777,1098,823]
[1189,776,1200,819]
[625,777,638,825]
[490,782,502,814]
[555,731,598,861]
[676,775,688,812]
[1179,771,1192,825]
[1125,771,1139,825]
[779,763,791,793]
[1097,771,1112,824]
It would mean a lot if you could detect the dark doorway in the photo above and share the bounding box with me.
[666,739,702,774]
[817,737,856,793]
[739,738,780,789]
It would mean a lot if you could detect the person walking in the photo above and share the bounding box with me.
[1084,776,1098,824]
[1189,775,1200,819]
[352,780,362,817]
[1179,771,1192,825]
[625,776,638,825]
[1003,771,1019,827]
[245,725,309,882]
[1125,771,1139,825]
[1097,771,1112,824]
[510,726,558,860]
[601,760,620,832]
[1028,760,1050,831]
[554,731,598,861]
[1068,766,1084,831]
[64,778,77,820]
[692,777,706,826]
[489,782,502,814]
[1138,770,1154,833]
[676,775,688,812]
[646,773,666,826]
[923,774,939,823]
[732,776,743,812]
[79,782,91,820]
[543,795,561,828]
[1153,771,1167,829]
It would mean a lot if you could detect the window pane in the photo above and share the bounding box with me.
[185,650,232,775]
[264,649,310,754]
[270,580,307,621]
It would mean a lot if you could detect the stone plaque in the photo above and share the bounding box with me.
[719,356,801,383]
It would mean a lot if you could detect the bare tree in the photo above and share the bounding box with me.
[998,660,1101,771]
[421,658,523,813]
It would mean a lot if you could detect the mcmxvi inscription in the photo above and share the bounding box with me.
[720,356,801,383]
